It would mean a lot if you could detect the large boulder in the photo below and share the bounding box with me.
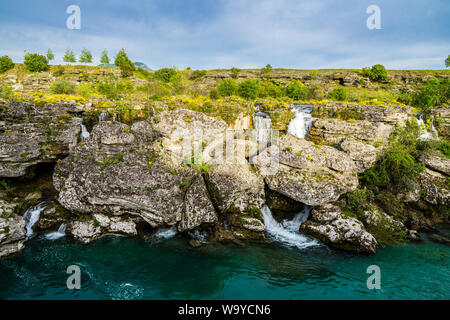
[310,118,393,145]
[300,204,378,254]
[255,135,359,206]
[0,101,81,178]
[68,213,137,244]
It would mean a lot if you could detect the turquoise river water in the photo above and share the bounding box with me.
[0,227,449,300]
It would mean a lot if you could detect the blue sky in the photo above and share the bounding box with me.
[0,0,449,69]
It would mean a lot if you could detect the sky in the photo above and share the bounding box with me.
[0,0,449,70]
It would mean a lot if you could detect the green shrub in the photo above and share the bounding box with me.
[237,79,260,99]
[260,64,272,80]
[97,77,134,100]
[345,188,374,217]
[412,78,450,111]
[0,56,14,73]
[328,87,347,101]
[76,83,95,98]
[148,80,171,99]
[52,65,65,77]
[231,67,240,79]
[362,64,388,82]
[218,79,237,97]
[50,80,76,94]
[361,120,424,190]
[259,81,285,98]
[0,83,13,99]
[136,67,150,80]
[189,70,206,81]
[209,88,219,100]
[153,68,178,83]
[24,53,49,72]
[286,81,308,100]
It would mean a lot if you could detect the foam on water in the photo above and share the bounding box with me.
[417,114,439,140]
[287,105,314,139]
[262,205,320,249]
[154,227,177,239]
[80,123,90,142]
[44,223,67,240]
[23,202,46,237]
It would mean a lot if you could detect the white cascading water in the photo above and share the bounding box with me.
[23,202,46,237]
[80,123,90,142]
[98,110,108,122]
[262,205,319,249]
[188,230,208,243]
[416,114,439,140]
[154,227,177,239]
[287,105,314,139]
[253,112,273,144]
[45,223,67,240]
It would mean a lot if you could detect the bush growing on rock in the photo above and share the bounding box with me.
[231,67,240,79]
[0,83,13,99]
[237,79,260,99]
[50,80,76,94]
[0,56,14,73]
[218,79,237,97]
[360,120,424,190]
[259,81,284,98]
[24,53,49,72]
[362,64,388,82]
[286,80,308,100]
[97,77,134,100]
[153,67,178,83]
[189,70,206,81]
[412,78,450,111]
[209,88,219,100]
[328,87,347,101]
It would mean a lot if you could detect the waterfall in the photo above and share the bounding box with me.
[417,114,439,140]
[187,230,208,243]
[262,205,319,249]
[253,112,272,144]
[23,202,46,237]
[98,110,108,122]
[45,223,67,240]
[154,227,177,239]
[80,123,90,142]
[287,105,314,139]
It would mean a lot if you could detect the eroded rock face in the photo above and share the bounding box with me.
[205,163,265,214]
[421,168,450,205]
[419,152,450,176]
[256,135,359,206]
[54,110,266,241]
[0,201,27,257]
[0,101,81,178]
[68,213,137,244]
[300,204,378,254]
[310,118,393,145]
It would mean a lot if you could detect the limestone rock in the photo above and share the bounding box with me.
[256,135,359,206]
[0,201,27,257]
[0,101,81,178]
[300,204,378,254]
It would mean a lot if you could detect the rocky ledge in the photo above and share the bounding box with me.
[0,101,448,257]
